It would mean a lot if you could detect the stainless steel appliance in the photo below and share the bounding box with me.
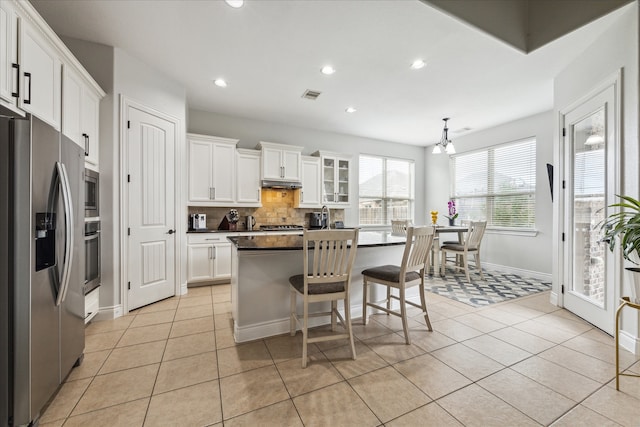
[246,215,256,231]
[259,224,304,231]
[84,221,100,296]
[0,113,85,427]
[309,212,328,229]
[189,213,207,230]
[84,168,99,218]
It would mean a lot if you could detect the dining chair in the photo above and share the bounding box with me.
[361,226,435,344]
[289,229,359,368]
[441,219,470,266]
[440,221,487,282]
[391,219,412,236]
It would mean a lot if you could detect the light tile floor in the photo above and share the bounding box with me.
[40,285,640,426]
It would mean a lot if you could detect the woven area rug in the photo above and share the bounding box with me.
[425,269,552,308]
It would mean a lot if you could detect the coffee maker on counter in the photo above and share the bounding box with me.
[189,213,207,230]
[309,211,328,229]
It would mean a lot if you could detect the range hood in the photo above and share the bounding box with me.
[261,179,302,189]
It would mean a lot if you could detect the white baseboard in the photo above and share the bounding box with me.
[234,303,372,343]
[94,304,123,321]
[481,262,552,282]
[180,282,188,296]
[549,291,559,306]
[619,329,640,355]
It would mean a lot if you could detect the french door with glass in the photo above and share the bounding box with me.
[561,76,620,334]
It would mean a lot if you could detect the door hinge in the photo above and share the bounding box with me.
[562,128,566,137]
[562,232,565,242]
[128,281,131,290]
[127,120,131,129]
[562,180,566,189]
[561,284,565,294]
[128,227,131,236]
[127,174,130,183]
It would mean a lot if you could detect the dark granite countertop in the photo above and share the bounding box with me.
[227,231,407,251]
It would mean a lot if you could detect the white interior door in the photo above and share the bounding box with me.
[562,79,619,334]
[127,105,176,310]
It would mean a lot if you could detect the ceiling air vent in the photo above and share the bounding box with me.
[301,90,322,100]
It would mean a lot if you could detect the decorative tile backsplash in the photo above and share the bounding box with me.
[188,189,344,231]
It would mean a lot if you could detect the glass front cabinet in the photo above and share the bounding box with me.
[312,151,351,206]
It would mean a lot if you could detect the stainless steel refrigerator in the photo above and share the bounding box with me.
[0,112,85,427]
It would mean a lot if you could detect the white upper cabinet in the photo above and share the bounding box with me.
[1,1,104,137]
[62,65,82,145]
[188,133,238,205]
[296,156,322,208]
[19,15,61,129]
[236,149,261,206]
[62,62,101,167]
[81,87,100,166]
[0,1,19,112]
[257,141,302,182]
[312,151,351,206]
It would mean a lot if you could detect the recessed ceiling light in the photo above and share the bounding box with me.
[225,0,244,8]
[345,107,357,113]
[410,59,426,70]
[320,65,336,75]
[214,78,228,88]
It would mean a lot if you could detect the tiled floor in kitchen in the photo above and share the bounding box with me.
[40,284,640,426]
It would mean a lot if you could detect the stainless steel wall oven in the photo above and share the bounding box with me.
[84,220,100,295]
[84,168,99,218]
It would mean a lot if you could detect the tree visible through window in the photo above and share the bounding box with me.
[450,138,536,228]
[359,155,414,225]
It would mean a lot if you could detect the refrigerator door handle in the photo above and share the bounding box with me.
[54,162,74,306]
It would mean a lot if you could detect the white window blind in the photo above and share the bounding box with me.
[451,138,536,228]
[359,155,414,225]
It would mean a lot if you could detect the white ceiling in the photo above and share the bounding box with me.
[31,0,625,146]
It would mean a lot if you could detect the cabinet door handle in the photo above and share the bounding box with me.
[208,247,212,259]
[301,191,304,203]
[83,133,89,156]
[280,166,284,178]
[23,72,31,104]
[205,237,221,241]
[257,189,261,201]
[11,63,19,98]
[212,247,216,259]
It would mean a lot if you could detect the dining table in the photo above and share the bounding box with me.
[429,225,469,275]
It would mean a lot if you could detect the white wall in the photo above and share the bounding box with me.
[425,111,554,276]
[61,38,187,315]
[553,3,638,343]
[188,109,428,228]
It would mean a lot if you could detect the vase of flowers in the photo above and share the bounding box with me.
[444,200,458,226]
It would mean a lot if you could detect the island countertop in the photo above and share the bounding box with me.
[227,230,407,250]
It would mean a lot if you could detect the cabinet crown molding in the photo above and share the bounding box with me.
[187,133,239,146]
[256,141,303,152]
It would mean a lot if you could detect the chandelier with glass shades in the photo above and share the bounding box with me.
[432,117,456,154]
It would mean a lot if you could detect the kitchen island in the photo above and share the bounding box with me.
[228,231,415,342]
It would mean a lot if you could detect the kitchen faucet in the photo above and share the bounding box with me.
[321,205,330,229]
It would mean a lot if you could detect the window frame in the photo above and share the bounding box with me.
[358,154,415,227]
[449,137,537,234]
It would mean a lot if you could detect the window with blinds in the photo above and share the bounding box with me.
[450,138,536,228]
[359,155,414,225]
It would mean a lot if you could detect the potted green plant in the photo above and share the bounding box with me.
[601,195,640,303]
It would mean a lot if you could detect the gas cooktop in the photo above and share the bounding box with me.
[260,225,304,231]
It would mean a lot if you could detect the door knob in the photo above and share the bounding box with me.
[167,229,175,235]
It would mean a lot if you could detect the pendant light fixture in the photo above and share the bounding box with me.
[432,118,455,154]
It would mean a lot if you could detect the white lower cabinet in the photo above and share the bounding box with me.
[84,287,99,324]
[187,233,232,283]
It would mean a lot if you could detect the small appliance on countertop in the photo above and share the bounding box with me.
[309,212,328,229]
[189,213,207,231]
